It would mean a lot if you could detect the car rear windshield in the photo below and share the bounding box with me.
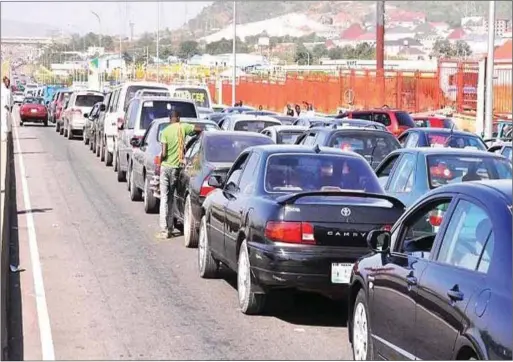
[277,130,304,144]
[59,92,72,101]
[141,100,197,130]
[204,135,273,162]
[23,97,45,105]
[427,133,487,150]
[264,154,382,194]
[328,132,401,166]
[125,85,168,111]
[234,120,280,133]
[427,155,512,189]
[157,122,217,142]
[394,111,416,128]
[75,94,104,107]
[174,87,210,109]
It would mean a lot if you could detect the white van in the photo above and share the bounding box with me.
[168,84,213,119]
[100,81,170,167]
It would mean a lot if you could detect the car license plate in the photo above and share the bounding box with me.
[331,263,353,284]
[30,109,37,113]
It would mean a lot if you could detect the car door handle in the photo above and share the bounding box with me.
[406,276,417,286]
[447,288,464,302]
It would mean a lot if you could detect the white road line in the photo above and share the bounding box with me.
[13,124,56,360]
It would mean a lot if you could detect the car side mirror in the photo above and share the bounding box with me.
[100,104,106,112]
[207,175,223,188]
[367,230,391,253]
[83,113,89,118]
[130,137,140,147]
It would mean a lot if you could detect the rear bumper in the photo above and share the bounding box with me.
[247,242,369,298]
[20,114,47,121]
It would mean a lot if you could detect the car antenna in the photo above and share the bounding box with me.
[313,144,321,153]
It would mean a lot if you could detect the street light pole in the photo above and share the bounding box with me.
[91,11,102,49]
[232,1,236,106]
[484,0,496,139]
[156,1,160,82]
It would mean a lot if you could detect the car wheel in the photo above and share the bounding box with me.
[237,240,265,315]
[96,139,101,157]
[59,123,64,135]
[100,141,105,162]
[352,289,373,361]
[128,165,142,201]
[113,150,118,172]
[105,149,113,166]
[83,130,89,145]
[19,121,23,126]
[67,125,73,139]
[183,195,199,248]
[198,216,219,279]
[116,153,127,182]
[144,177,159,213]
[43,120,48,127]
[55,122,60,132]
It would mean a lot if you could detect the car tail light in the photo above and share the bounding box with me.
[264,221,316,245]
[154,156,161,175]
[199,175,215,197]
[381,225,392,232]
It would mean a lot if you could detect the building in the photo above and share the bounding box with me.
[484,18,511,37]
[447,28,467,42]
[397,46,427,60]
[386,10,426,29]
[385,26,416,41]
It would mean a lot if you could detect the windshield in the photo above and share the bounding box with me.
[23,97,45,105]
[395,111,416,128]
[157,122,217,141]
[75,94,104,107]
[427,133,487,150]
[174,87,210,108]
[264,154,382,193]
[234,120,280,133]
[142,100,198,130]
[125,85,168,111]
[204,135,273,162]
[277,130,304,144]
[328,132,401,167]
[427,155,512,189]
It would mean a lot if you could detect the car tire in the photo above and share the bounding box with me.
[237,240,266,315]
[352,289,374,361]
[100,141,105,162]
[105,149,113,166]
[59,123,64,135]
[83,130,89,145]
[144,177,159,214]
[96,140,101,157]
[43,120,48,127]
[183,195,199,248]
[128,165,142,201]
[116,154,127,182]
[113,150,118,172]
[19,121,23,127]
[55,122,60,132]
[67,125,73,140]
[198,216,219,279]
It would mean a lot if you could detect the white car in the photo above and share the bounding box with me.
[260,125,307,144]
[62,91,104,140]
[12,91,24,105]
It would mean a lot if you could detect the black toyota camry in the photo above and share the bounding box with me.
[197,145,405,315]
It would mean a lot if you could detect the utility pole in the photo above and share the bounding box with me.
[156,1,160,82]
[484,1,496,138]
[232,1,237,106]
[376,0,385,105]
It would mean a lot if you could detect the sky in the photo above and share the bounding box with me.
[1,1,212,36]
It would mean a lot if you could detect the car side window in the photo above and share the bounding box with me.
[373,112,392,126]
[392,198,453,259]
[225,153,250,192]
[376,154,401,178]
[187,139,201,160]
[404,132,420,148]
[237,153,260,194]
[303,132,318,146]
[140,123,153,147]
[127,100,140,129]
[502,147,512,159]
[110,90,120,112]
[103,92,112,112]
[387,153,416,192]
[436,200,493,272]
[355,112,373,121]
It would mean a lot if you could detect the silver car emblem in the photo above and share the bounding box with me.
[341,207,351,217]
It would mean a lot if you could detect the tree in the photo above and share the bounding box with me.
[204,37,248,55]
[294,43,313,65]
[328,46,344,60]
[454,40,472,57]
[178,40,200,59]
[312,44,328,62]
[432,39,472,58]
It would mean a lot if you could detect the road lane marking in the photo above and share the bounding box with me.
[13,124,56,360]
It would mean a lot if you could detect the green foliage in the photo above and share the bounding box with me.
[178,40,200,59]
[312,44,328,60]
[204,37,248,55]
[432,39,472,57]
[328,43,376,60]
[294,43,313,65]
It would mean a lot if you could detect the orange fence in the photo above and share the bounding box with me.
[206,61,511,117]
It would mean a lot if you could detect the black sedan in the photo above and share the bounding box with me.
[295,126,401,169]
[398,127,488,150]
[348,180,512,360]
[174,131,275,248]
[198,145,405,315]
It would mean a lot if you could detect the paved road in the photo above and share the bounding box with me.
[12,108,352,360]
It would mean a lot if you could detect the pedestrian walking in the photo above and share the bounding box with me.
[157,110,202,239]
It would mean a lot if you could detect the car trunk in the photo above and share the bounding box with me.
[278,192,404,247]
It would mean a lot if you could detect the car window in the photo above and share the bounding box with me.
[225,153,250,192]
[103,92,112,111]
[186,139,201,160]
[376,154,401,177]
[393,199,452,259]
[404,132,420,148]
[387,153,416,193]
[427,133,487,150]
[124,85,168,111]
[394,111,416,128]
[127,100,140,129]
[426,154,512,189]
[303,132,318,146]
[204,134,273,163]
[237,152,260,194]
[110,89,120,112]
[233,120,280,133]
[353,112,373,121]
[264,154,383,194]
[436,200,493,272]
[141,100,197,130]
[75,94,104,107]
[277,130,304,144]
[502,147,512,160]
[372,112,392,126]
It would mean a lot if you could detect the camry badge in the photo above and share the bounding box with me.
[341,207,351,217]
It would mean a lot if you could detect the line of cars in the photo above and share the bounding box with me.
[50,82,512,360]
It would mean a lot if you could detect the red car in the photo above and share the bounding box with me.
[413,116,457,129]
[343,108,416,136]
[19,97,48,126]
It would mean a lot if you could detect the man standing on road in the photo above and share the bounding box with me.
[157,110,202,239]
[1,76,12,140]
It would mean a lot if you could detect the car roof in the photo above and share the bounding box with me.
[432,180,512,204]
[136,96,195,105]
[308,126,394,136]
[204,130,271,139]
[261,125,307,132]
[389,147,503,157]
[152,117,216,125]
[249,144,366,159]
[73,90,104,96]
[406,127,479,137]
